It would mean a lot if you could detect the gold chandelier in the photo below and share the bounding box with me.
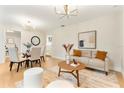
[55,5,78,19]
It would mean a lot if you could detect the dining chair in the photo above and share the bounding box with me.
[29,47,41,67]
[40,45,46,62]
[8,47,26,72]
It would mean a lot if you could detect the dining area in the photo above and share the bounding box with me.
[5,36,46,88]
[8,45,46,72]
[6,35,46,72]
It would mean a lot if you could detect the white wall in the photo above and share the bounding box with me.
[122,7,124,77]
[0,27,6,64]
[52,13,123,72]
[21,30,46,53]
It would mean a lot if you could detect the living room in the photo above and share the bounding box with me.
[0,0,124,92]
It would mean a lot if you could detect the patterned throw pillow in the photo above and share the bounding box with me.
[95,50,107,61]
[73,49,81,57]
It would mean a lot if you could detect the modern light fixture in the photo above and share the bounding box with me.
[55,5,78,19]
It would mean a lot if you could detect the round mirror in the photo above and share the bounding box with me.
[31,36,40,46]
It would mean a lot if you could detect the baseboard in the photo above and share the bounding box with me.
[0,59,5,64]
[52,55,64,60]
[110,65,122,72]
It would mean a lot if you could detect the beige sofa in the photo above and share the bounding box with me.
[71,50,110,75]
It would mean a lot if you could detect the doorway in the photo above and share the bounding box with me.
[5,30,21,56]
[46,35,52,57]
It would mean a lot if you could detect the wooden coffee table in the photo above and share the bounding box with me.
[58,61,86,87]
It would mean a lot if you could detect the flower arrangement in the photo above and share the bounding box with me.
[23,42,32,52]
[62,43,74,54]
[23,42,32,48]
[62,43,74,64]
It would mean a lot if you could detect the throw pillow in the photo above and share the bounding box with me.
[73,49,81,57]
[95,50,107,61]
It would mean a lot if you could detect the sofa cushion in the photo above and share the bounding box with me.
[95,50,107,61]
[73,49,81,57]
[81,50,92,57]
[89,58,104,68]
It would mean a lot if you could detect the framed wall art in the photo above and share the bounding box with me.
[78,30,96,49]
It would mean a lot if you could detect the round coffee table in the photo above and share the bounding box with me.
[58,61,86,87]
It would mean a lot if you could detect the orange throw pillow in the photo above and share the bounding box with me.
[73,49,81,57]
[95,50,107,61]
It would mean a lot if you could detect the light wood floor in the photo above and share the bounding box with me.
[0,57,124,88]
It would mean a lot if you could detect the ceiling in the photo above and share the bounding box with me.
[0,5,122,32]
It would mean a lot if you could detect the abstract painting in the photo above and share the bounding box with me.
[78,31,96,49]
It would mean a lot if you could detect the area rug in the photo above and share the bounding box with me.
[16,66,120,88]
[44,66,120,88]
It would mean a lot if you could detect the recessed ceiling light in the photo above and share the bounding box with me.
[61,25,65,27]
[27,20,31,24]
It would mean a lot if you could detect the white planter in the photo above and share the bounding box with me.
[65,53,70,64]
